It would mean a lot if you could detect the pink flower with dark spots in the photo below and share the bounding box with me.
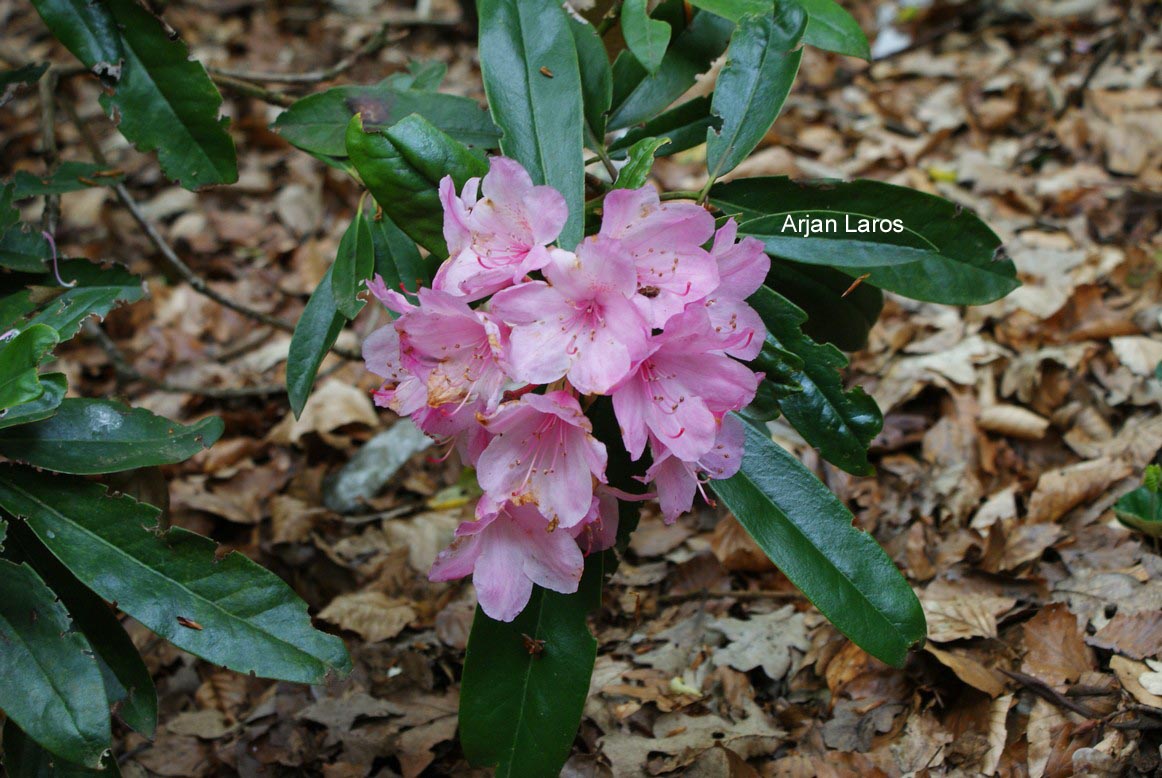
[475,391,607,527]
[433,157,570,301]
[489,238,651,395]
[610,307,760,462]
[429,500,585,622]
[644,414,745,524]
[697,219,769,359]
[597,187,719,328]
[363,323,427,417]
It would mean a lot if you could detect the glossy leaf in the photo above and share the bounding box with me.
[0,373,66,431]
[622,0,672,74]
[1113,485,1162,538]
[272,80,499,159]
[610,96,720,159]
[608,3,734,130]
[765,259,883,351]
[0,225,50,273]
[460,557,602,777]
[797,0,870,59]
[569,16,613,140]
[96,0,237,189]
[11,162,125,198]
[0,467,353,684]
[478,0,585,247]
[0,324,59,412]
[331,206,374,320]
[0,398,224,474]
[369,213,428,301]
[712,177,1019,304]
[5,520,157,736]
[707,5,806,180]
[17,260,145,342]
[709,420,926,667]
[287,267,345,419]
[686,0,769,19]
[29,0,122,77]
[0,559,110,767]
[750,287,881,474]
[2,720,120,777]
[614,137,670,190]
[347,113,488,257]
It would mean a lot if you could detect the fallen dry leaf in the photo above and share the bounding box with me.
[1022,603,1096,686]
[1026,457,1132,523]
[318,591,415,643]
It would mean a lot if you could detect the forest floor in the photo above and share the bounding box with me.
[2,0,1162,775]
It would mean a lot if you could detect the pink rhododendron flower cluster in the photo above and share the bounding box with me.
[363,157,768,621]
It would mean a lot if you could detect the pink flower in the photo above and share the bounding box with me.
[644,414,745,524]
[698,220,769,360]
[433,157,570,301]
[611,307,760,462]
[476,391,607,527]
[597,187,718,328]
[363,323,427,417]
[429,501,585,622]
[489,239,651,395]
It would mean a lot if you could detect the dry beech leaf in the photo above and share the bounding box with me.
[268,380,378,446]
[922,595,1016,642]
[709,606,810,681]
[1026,457,1132,523]
[318,591,415,643]
[711,515,775,572]
[1109,656,1162,709]
[924,644,1006,697]
[1086,610,1162,660]
[1021,603,1095,686]
[978,404,1051,439]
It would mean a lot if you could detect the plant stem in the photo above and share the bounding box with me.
[659,190,703,201]
[594,0,626,37]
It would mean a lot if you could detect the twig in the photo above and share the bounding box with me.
[595,0,626,38]
[1056,31,1122,119]
[207,22,398,85]
[1000,669,1101,720]
[60,97,361,361]
[209,73,294,107]
[38,69,61,235]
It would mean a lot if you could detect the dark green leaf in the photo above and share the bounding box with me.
[750,287,880,474]
[765,259,882,351]
[394,60,448,91]
[19,260,145,341]
[0,62,50,89]
[2,720,120,777]
[0,374,66,431]
[707,5,806,180]
[96,0,237,189]
[1113,486,1162,538]
[622,0,672,74]
[287,268,345,420]
[568,15,613,140]
[0,183,18,233]
[610,96,720,159]
[709,420,926,666]
[369,213,428,300]
[11,162,125,198]
[29,0,123,77]
[797,0,870,59]
[614,137,670,190]
[272,80,499,159]
[608,5,734,131]
[347,113,488,257]
[460,556,601,777]
[331,206,374,320]
[0,324,59,412]
[686,0,770,19]
[0,559,110,767]
[0,225,50,273]
[0,398,224,475]
[6,520,156,736]
[712,177,1019,305]
[0,467,353,684]
[478,0,586,247]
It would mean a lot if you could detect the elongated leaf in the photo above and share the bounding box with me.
[6,520,156,736]
[687,0,769,19]
[1,62,49,90]
[478,0,585,247]
[0,559,110,767]
[95,0,237,188]
[460,556,602,777]
[797,0,869,59]
[765,259,882,351]
[29,0,122,78]
[11,162,126,198]
[713,177,1019,304]
[19,260,145,341]
[2,720,120,777]
[710,420,925,666]
[614,137,670,190]
[273,80,499,159]
[0,398,223,474]
[623,0,672,74]
[707,5,806,180]
[0,373,66,431]
[569,16,613,140]
[347,113,488,257]
[0,467,352,684]
[608,4,734,130]
[610,96,720,159]
[750,287,881,474]
[0,324,58,412]
[331,207,374,320]
[369,213,428,300]
[287,267,345,419]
